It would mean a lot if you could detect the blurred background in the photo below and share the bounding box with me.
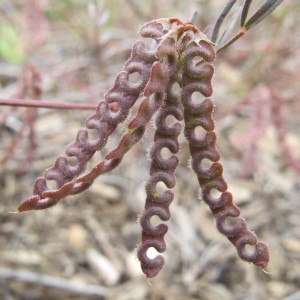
[0,0,299,299]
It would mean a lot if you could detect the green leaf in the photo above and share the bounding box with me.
[240,0,253,27]
[0,22,27,63]
[244,0,284,30]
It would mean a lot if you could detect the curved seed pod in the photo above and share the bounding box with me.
[18,17,270,278]
[17,44,170,212]
[182,39,269,268]
[44,41,155,183]
[18,38,157,211]
[137,101,183,277]
[137,20,190,277]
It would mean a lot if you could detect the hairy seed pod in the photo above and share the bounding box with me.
[18,17,269,277]
[182,36,269,268]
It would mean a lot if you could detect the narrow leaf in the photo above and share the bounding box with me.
[244,0,284,30]
[217,5,243,50]
[240,0,253,27]
[211,0,238,43]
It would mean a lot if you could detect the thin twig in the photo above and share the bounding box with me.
[216,28,246,54]
[0,267,109,297]
[0,98,97,110]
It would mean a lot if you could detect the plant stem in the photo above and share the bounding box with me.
[216,28,246,54]
[0,98,97,110]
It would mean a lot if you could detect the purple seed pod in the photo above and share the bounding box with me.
[137,102,183,277]
[18,38,157,211]
[137,21,185,277]
[17,17,269,277]
[44,41,156,185]
[17,24,178,212]
[182,39,269,268]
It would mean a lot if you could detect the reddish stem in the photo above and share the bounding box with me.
[0,98,97,110]
[216,28,246,54]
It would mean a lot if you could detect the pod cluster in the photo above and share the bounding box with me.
[18,18,269,277]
